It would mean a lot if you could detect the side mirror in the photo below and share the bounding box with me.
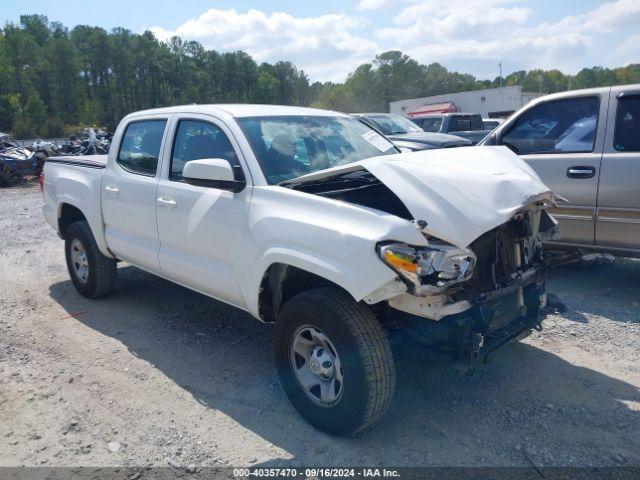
[182,158,246,193]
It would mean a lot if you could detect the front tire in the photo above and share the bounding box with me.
[274,287,395,436]
[65,221,117,298]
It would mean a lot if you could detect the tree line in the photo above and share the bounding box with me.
[1,14,639,138]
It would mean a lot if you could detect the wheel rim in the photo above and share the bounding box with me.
[70,238,89,284]
[290,325,344,407]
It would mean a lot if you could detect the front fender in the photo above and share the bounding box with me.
[246,245,400,319]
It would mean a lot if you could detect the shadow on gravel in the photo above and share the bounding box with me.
[0,177,39,191]
[548,258,640,325]
[48,265,640,466]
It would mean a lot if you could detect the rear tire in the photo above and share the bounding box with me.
[65,221,117,298]
[274,287,395,436]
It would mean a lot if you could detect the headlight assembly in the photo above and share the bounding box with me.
[378,241,476,295]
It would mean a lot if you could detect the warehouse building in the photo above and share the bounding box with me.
[389,86,543,119]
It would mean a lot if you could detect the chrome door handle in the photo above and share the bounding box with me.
[104,185,119,194]
[157,197,177,208]
[567,166,596,179]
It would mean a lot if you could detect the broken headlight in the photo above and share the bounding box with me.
[378,242,476,294]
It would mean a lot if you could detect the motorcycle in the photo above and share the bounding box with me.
[0,133,41,187]
[32,138,61,172]
[60,128,111,156]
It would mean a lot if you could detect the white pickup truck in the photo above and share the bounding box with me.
[43,105,558,435]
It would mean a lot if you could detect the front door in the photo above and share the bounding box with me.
[156,116,251,308]
[596,87,640,251]
[499,94,607,245]
[101,117,168,273]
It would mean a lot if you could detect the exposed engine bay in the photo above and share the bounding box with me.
[383,205,557,365]
[288,169,413,220]
[285,157,559,364]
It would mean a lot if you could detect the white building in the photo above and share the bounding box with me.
[390,86,543,119]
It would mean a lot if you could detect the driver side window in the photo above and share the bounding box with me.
[502,97,600,155]
[170,119,241,181]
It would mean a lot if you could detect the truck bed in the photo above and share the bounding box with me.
[46,155,108,169]
[42,154,111,257]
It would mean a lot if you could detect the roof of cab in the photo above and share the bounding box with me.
[126,104,346,119]
[352,113,395,116]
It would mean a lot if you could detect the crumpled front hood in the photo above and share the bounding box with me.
[284,146,556,249]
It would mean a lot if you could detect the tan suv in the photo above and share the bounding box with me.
[481,84,640,258]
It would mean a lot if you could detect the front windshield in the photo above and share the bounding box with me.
[237,115,397,184]
[366,114,422,135]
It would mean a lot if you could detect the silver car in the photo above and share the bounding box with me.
[481,84,640,258]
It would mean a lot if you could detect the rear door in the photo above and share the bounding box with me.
[498,93,608,245]
[596,87,640,251]
[101,116,168,273]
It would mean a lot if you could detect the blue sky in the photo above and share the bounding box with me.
[4,0,639,82]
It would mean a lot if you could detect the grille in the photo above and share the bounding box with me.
[467,214,536,296]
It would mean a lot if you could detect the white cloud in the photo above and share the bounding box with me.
[147,1,640,82]
[616,33,640,63]
[357,0,398,10]
[392,0,531,28]
[375,0,640,75]
[149,8,378,82]
[555,0,640,33]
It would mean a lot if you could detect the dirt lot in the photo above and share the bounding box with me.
[1,182,639,469]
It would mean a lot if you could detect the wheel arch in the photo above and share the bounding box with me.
[58,203,88,238]
[56,200,114,258]
[258,263,355,323]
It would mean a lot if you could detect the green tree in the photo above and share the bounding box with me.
[23,93,47,131]
[1,15,639,134]
[11,117,36,138]
[44,116,65,137]
[0,93,20,132]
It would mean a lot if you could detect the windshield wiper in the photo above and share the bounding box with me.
[502,140,520,154]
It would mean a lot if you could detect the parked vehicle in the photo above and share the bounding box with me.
[482,118,504,131]
[32,138,59,154]
[480,84,640,258]
[411,113,488,145]
[352,113,472,151]
[60,128,110,156]
[43,105,558,435]
[32,138,61,170]
[0,133,41,186]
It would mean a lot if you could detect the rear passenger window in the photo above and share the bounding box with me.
[614,95,640,152]
[451,117,471,132]
[450,116,483,132]
[170,120,241,181]
[117,120,166,175]
[502,97,599,155]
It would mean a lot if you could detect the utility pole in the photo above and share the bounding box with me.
[499,61,503,88]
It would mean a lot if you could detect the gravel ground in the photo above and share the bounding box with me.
[0,182,638,469]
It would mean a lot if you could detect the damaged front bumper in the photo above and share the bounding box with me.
[388,280,547,365]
